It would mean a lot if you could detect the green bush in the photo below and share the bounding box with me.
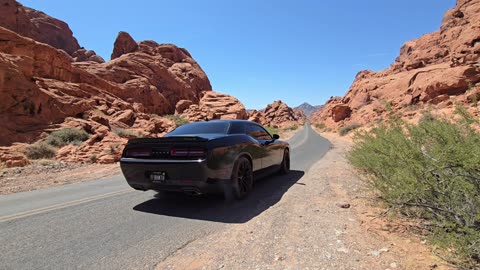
[348,107,480,268]
[286,125,298,131]
[24,143,56,159]
[165,115,189,127]
[113,128,136,138]
[47,128,89,147]
[315,123,326,130]
[339,123,361,136]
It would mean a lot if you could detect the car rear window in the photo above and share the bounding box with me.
[168,121,230,135]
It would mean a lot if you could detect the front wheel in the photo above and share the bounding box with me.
[279,149,290,175]
[229,157,253,199]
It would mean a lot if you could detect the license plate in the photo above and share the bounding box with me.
[150,172,166,183]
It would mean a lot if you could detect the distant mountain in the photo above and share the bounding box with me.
[294,102,322,117]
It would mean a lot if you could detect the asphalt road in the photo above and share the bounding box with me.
[0,124,330,270]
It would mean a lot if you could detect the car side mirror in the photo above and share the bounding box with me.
[273,134,280,140]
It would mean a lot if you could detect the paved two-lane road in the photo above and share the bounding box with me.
[0,124,330,270]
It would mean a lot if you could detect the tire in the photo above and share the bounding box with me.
[279,149,290,175]
[229,156,254,199]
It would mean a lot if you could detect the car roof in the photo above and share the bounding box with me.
[194,119,259,124]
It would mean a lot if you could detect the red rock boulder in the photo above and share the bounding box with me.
[256,100,306,128]
[181,92,248,121]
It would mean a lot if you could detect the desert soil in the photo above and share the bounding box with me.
[0,161,120,195]
[155,131,452,270]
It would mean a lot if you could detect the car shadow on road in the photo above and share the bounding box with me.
[132,170,304,224]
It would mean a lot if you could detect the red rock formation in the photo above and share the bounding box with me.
[247,110,266,124]
[76,33,212,115]
[250,100,305,128]
[111,31,138,60]
[181,92,248,121]
[175,100,194,114]
[72,49,105,63]
[0,0,80,54]
[311,0,480,129]
[0,26,125,144]
[0,2,212,166]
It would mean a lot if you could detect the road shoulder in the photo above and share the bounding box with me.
[155,131,451,270]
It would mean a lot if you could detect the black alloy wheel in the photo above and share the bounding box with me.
[231,157,253,199]
[279,149,290,175]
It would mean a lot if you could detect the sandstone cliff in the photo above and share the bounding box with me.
[0,1,212,166]
[311,0,480,129]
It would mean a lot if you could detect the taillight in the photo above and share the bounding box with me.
[170,148,206,157]
[125,148,152,158]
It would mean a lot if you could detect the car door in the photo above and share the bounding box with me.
[246,124,276,169]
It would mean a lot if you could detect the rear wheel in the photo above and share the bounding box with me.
[279,149,290,175]
[230,157,253,199]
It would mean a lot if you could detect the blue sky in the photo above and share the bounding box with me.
[20,0,455,109]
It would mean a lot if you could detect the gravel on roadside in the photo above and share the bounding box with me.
[155,132,451,270]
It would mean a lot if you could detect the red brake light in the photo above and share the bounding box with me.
[125,148,152,158]
[170,148,206,157]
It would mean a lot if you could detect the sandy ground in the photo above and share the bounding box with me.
[0,161,120,195]
[154,131,452,270]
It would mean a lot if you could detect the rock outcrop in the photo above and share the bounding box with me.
[180,92,248,121]
[249,100,306,128]
[0,0,80,54]
[0,0,212,167]
[311,0,480,129]
[76,34,212,115]
[111,31,138,60]
[0,25,181,164]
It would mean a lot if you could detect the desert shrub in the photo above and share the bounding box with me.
[90,154,97,163]
[24,143,56,159]
[339,123,361,136]
[107,144,121,155]
[38,159,56,166]
[47,128,89,147]
[348,107,480,268]
[286,125,298,131]
[315,123,326,130]
[113,128,136,138]
[165,115,189,127]
[419,111,436,123]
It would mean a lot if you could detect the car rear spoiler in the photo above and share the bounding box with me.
[127,136,209,145]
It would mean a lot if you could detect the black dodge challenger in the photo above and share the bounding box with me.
[120,120,290,199]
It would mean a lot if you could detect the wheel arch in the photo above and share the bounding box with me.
[228,152,254,180]
[234,152,253,168]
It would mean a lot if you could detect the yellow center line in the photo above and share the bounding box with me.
[0,189,134,223]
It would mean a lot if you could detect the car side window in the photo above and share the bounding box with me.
[247,124,272,140]
[228,122,246,134]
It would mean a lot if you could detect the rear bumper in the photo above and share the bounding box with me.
[120,158,226,194]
